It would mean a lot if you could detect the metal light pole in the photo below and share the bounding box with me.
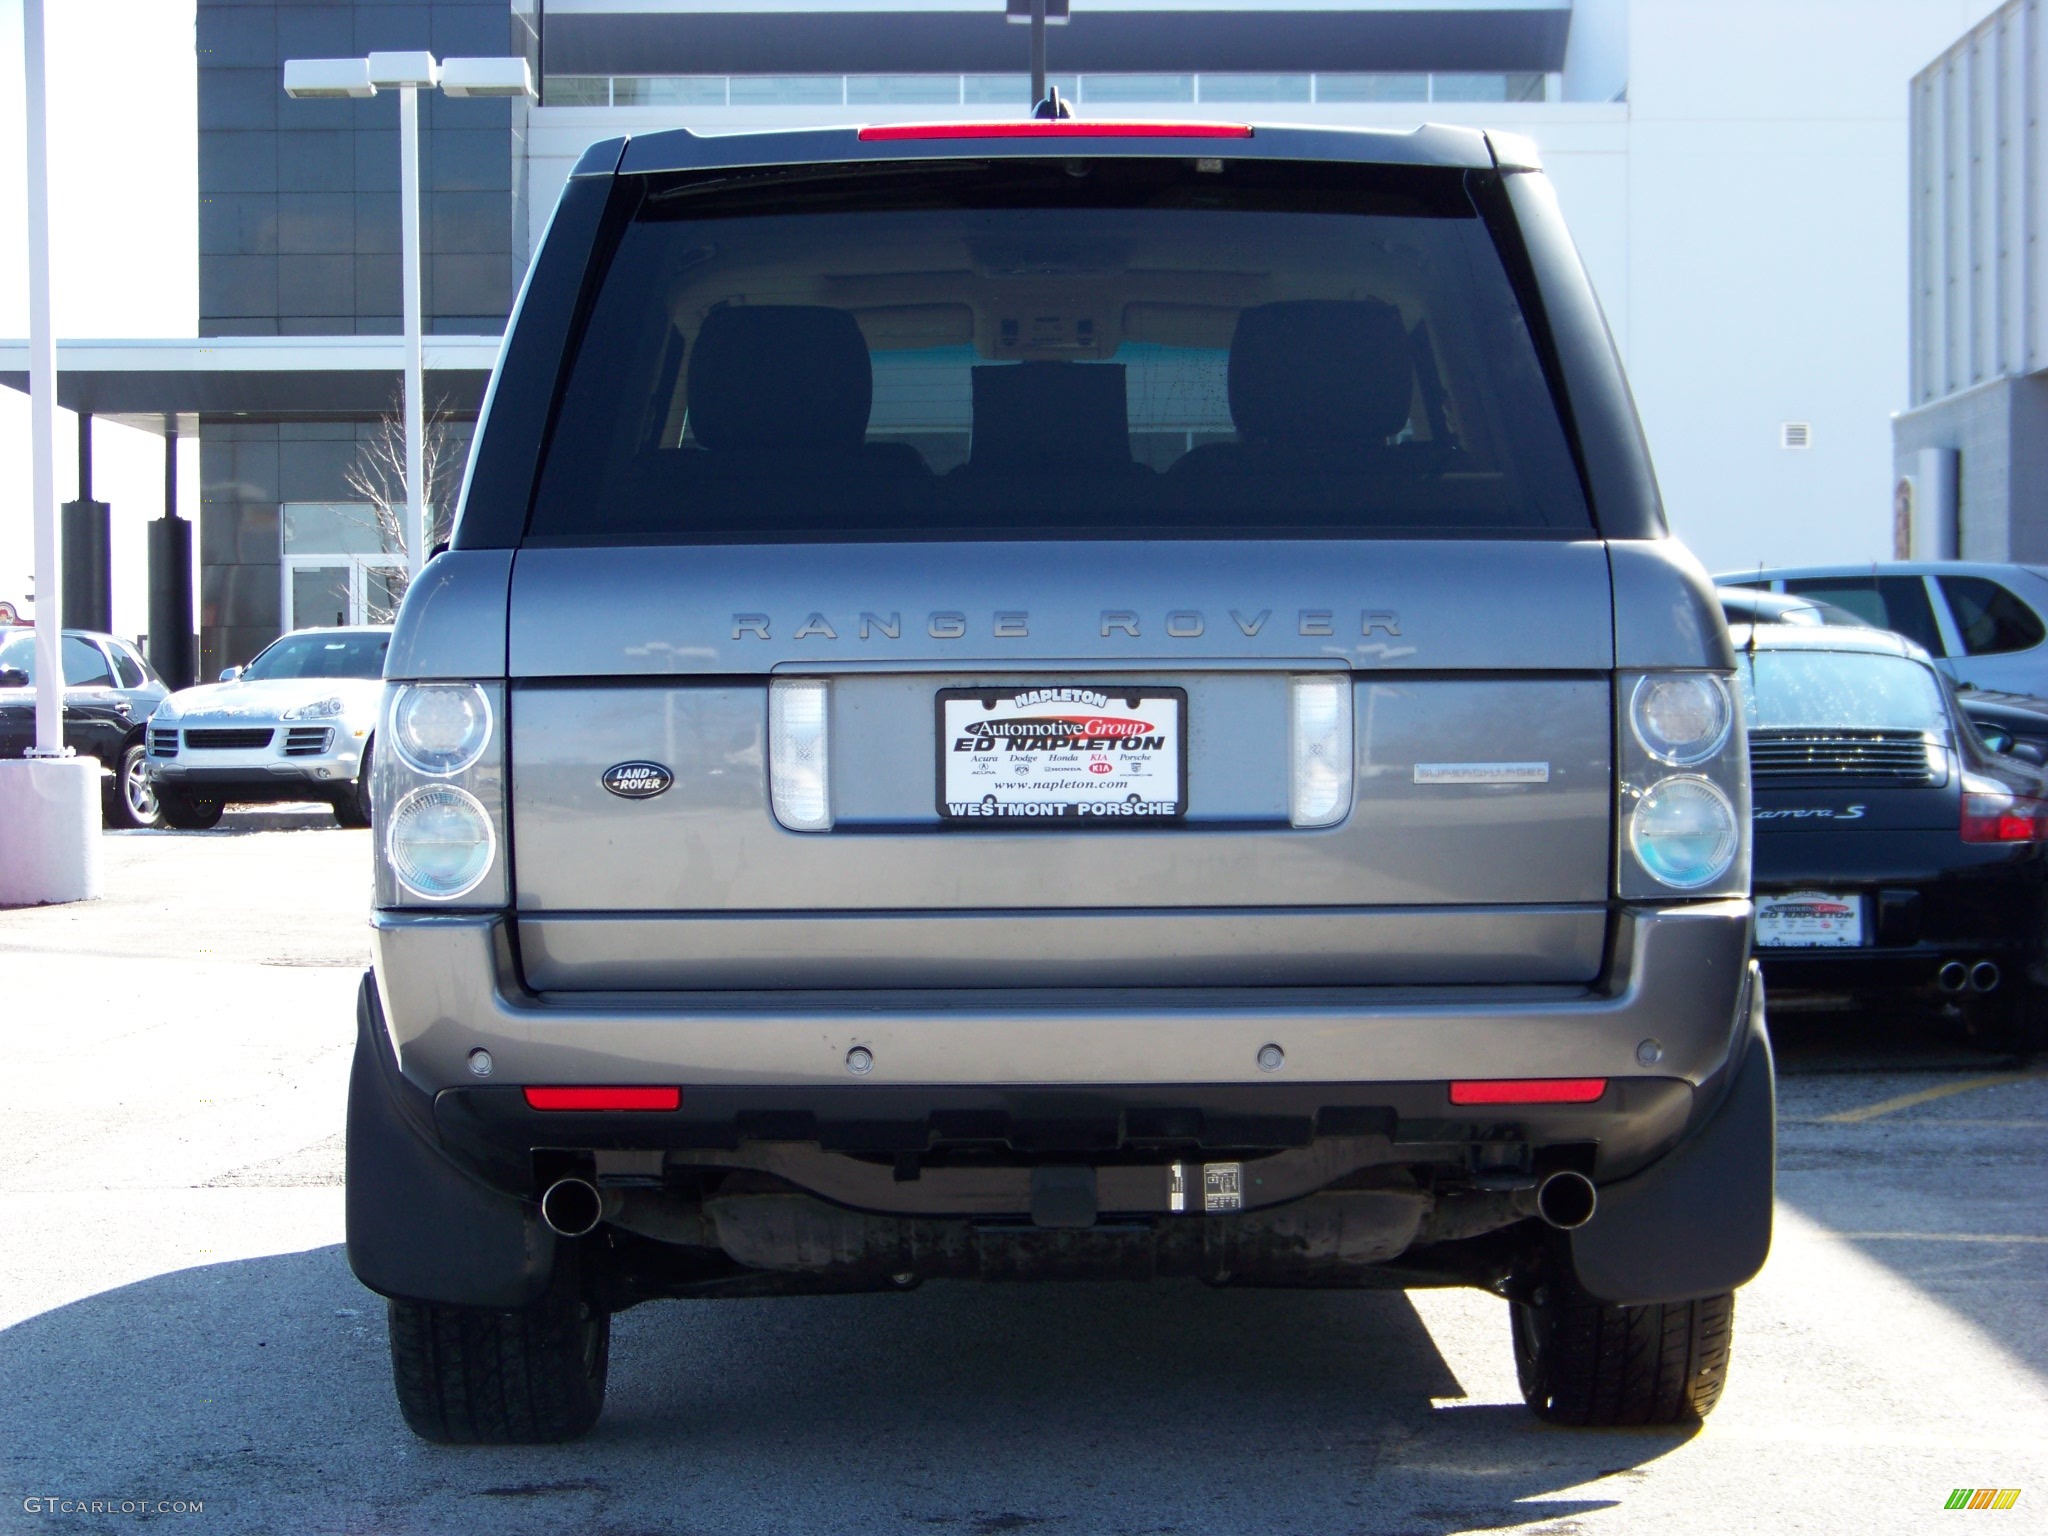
[23,0,61,758]
[1,0,102,906]
[1007,0,1070,111]
[283,53,532,580]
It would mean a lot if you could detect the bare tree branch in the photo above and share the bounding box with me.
[341,390,464,623]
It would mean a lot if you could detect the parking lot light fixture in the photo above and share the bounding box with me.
[282,53,533,581]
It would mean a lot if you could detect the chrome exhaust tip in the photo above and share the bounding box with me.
[539,1177,607,1238]
[1938,961,1969,993]
[1971,960,2002,993]
[1534,1170,1598,1231]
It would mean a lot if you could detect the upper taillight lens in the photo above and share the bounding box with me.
[390,682,493,776]
[1630,673,1732,766]
[1961,791,2048,843]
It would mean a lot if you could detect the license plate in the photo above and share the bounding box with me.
[938,685,1186,823]
[1755,889,1866,948]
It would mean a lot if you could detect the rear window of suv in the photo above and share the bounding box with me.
[526,158,1590,544]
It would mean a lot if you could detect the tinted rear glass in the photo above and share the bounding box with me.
[526,159,1589,544]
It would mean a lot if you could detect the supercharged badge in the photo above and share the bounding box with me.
[602,761,674,799]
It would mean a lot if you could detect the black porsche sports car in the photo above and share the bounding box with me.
[1739,622,2048,1051]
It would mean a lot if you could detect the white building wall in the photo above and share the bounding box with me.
[512,0,2011,576]
[1620,0,2005,573]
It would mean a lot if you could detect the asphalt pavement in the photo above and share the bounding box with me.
[1,818,2043,1535]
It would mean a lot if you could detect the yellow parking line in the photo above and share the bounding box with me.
[1833,1231,2048,1244]
[1817,1071,2048,1124]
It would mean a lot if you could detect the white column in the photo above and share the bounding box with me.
[399,81,426,577]
[23,0,61,756]
[2,0,102,906]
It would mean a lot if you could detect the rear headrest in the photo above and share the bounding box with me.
[1227,300,1414,450]
[687,305,872,455]
[967,361,1131,474]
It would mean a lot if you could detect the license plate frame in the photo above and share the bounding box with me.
[1754,889,1868,948]
[936,684,1188,825]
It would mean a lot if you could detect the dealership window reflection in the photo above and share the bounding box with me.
[282,502,406,629]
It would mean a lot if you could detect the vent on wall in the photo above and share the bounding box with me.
[1781,422,1812,449]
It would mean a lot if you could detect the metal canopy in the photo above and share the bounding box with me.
[0,335,502,436]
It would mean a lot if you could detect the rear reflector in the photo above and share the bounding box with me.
[858,121,1253,141]
[1449,1078,1608,1106]
[523,1086,681,1111]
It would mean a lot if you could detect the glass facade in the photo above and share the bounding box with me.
[544,72,1555,109]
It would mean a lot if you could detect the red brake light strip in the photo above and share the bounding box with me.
[523,1086,681,1111]
[858,121,1252,141]
[1449,1078,1608,1106]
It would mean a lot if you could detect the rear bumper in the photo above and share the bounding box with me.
[370,900,1756,1096]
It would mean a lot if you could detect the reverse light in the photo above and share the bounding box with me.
[1628,775,1739,890]
[1290,675,1354,829]
[857,121,1252,141]
[523,1086,682,1111]
[1630,673,1732,765]
[1450,1078,1608,1105]
[390,682,493,776]
[1961,791,2048,844]
[384,784,496,900]
[769,678,833,831]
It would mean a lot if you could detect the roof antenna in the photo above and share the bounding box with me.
[1008,0,1072,114]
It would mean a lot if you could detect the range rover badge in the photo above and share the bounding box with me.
[602,761,673,799]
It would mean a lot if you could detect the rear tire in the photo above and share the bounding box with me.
[385,1262,610,1445]
[156,789,225,831]
[1513,1284,1734,1426]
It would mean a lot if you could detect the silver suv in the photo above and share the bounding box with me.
[347,120,1773,1443]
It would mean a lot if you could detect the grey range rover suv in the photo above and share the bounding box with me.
[352,118,1772,1443]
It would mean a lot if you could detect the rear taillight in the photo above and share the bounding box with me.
[375,681,508,907]
[1961,791,2048,843]
[1616,670,1748,899]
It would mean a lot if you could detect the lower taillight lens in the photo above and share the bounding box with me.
[385,784,496,900]
[1961,791,2048,843]
[769,678,832,831]
[1290,675,1354,828]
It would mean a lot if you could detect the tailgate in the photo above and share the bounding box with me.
[505,539,1616,990]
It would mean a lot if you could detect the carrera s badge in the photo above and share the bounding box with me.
[602,761,673,799]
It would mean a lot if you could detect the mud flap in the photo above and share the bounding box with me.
[1569,966,1774,1304]
[345,973,558,1308]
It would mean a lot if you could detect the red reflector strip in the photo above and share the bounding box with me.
[1449,1078,1608,1106]
[523,1086,681,1112]
[858,120,1253,141]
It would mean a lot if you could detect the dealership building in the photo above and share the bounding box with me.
[2,0,2009,676]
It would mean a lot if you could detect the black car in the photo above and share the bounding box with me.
[1953,686,2048,767]
[1739,622,2048,1050]
[0,626,169,829]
